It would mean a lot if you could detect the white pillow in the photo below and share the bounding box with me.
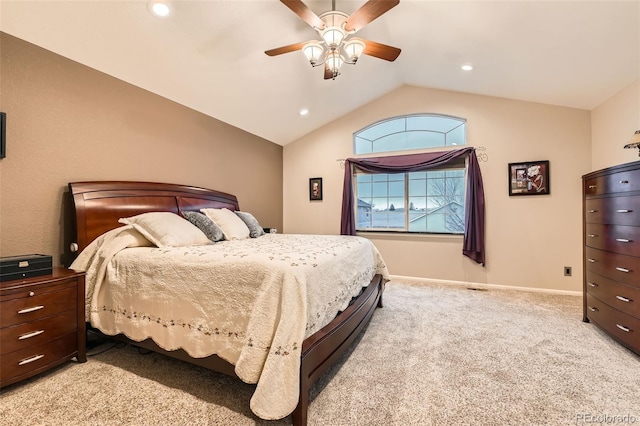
[201,208,250,240]
[118,212,211,247]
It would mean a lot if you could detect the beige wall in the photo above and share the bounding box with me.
[591,79,640,171]
[0,33,283,266]
[283,85,592,292]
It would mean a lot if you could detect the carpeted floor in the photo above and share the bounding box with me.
[1,280,638,426]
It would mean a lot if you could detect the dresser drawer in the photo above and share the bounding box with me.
[585,247,638,288]
[586,293,640,353]
[584,196,640,226]
[585,223,640,257]
[586,271,640,318]
[0,310,77,355]
[584,168,640,196]
[0,285,76,328]
[0,332,78,385]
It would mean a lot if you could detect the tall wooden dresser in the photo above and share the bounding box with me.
[582,160,640,356]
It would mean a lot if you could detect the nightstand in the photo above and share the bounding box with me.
[0,267,86,387]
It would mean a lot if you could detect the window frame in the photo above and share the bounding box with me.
[354,164,467,235]
[352,113,468,236]
[353,113,467,155]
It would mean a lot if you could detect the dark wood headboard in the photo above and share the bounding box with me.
[68,181,240,255]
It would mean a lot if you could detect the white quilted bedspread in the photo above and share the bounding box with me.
[70,227,388,420]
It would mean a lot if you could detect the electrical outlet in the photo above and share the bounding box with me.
[564,266,572,276]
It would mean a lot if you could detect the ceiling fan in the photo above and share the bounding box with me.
[265,0,401,80]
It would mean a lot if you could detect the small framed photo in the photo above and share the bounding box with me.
[0,112,5,159]
[508,160,549,196]
[309,177,323,201]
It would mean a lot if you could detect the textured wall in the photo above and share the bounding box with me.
[591,80,640,172]
[0,32,283,266]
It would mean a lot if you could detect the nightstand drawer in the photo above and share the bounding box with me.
[0,332,77,384]
[0,285,76,328]
[586,293,640,353]
[0,310,77,355]
[586,271,640,318]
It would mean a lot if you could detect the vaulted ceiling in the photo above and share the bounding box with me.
[1,0,638,145]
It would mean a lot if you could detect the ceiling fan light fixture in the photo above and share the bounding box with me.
[267,0,401,80]
[302,42,324,66]
[343,39,365,63]
[321,27,346,50]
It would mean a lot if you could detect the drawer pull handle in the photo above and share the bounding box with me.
[616,209,632,213]
[587,258,597,263]
[615,267,630,273]
[615,238,631,243]
[588,306,598,312]
[18,330,44,340]
[616,295,631,303]
[17,305,44,314]
[29,291,35,297]
[18,354,44,366]
[588,185,597,189]
[616,324,631,333]
[620,180,629,184]
[587,282,598,287]
[587,234,598,238]
[588,209,598,213]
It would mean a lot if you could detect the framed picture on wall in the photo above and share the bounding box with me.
[0,112,6,159]
[309,177,323,201]
[508,160,549,196]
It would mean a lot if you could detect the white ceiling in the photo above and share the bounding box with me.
[1,0,638,146]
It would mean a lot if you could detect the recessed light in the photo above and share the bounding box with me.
[299,108,309,116]
[148,0,171,18]
[461,64,474,71]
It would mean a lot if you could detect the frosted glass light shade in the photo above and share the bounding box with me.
[326,51,343,73]
[302,42,324,65]
[343,39,365,63]
[321,27,345,49]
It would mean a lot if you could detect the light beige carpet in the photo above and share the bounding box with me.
[1,280,638,426]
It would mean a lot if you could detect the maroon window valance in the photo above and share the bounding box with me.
[340,147,486,266]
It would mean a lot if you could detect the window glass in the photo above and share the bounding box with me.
[353,114,467,235]
[354,114,466,155]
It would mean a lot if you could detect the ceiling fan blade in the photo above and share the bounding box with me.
[280,0,326,30]
[344,0,400,33]
[353,37,401,61]
[265,41,312,56]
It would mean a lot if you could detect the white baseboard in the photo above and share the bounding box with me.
[388,274,582,297]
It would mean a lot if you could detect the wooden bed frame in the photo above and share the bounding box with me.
[68,181,384,426]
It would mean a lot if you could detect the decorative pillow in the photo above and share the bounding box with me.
[201,208,250,240]
[118,212,211,247]
[235,211,265,238]
[182,211,224,242]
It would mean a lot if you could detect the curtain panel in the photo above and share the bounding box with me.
[340,147,486,266]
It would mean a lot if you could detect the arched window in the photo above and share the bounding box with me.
[354,114,466,155]
[353,114,467,234]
